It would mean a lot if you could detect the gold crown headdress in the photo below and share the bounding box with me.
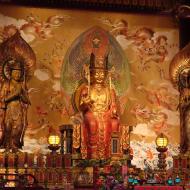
[89,53,108,71]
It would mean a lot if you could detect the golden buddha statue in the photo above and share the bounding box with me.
[0,31,36,152]
[0,60,30,152]
[169,42,190,154]
[73,53,120,160]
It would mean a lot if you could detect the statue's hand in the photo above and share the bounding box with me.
[21,89,31,105]
[83,96,94,106]
[80,96,94,112]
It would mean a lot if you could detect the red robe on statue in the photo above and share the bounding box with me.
[79,83,120,160]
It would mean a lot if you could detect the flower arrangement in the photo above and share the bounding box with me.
[96,175,126,190]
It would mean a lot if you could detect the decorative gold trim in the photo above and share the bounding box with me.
[0,32,36,80]
[0,0,179,14]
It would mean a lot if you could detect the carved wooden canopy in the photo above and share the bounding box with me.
[0,0,189,14]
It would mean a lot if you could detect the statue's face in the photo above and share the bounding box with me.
[91,69,106,84]
[180,68,190,88]
[11,69,21,81]
[181,68,190,77]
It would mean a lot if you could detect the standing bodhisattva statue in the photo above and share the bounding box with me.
[0,31,36,152]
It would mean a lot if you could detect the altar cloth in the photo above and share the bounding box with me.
[134,186,183,190]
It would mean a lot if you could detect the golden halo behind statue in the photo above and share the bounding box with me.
[0,31,36,82]
[169,42,190,88]
[2,59,25,81]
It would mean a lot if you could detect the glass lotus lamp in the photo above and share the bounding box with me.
[175,175,181,184]
[156,133,168,148]
[48,134,60,154]
[167,176,174,186]
[155,133,168,170]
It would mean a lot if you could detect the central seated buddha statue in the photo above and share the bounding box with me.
[72,52,121,160]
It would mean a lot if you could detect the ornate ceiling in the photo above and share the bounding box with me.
[0,0,188,14]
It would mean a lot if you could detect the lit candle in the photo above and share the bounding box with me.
[64,131,66,153]
[88,69,90,95]
[0,154,4,167]
[109,74,112,90]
